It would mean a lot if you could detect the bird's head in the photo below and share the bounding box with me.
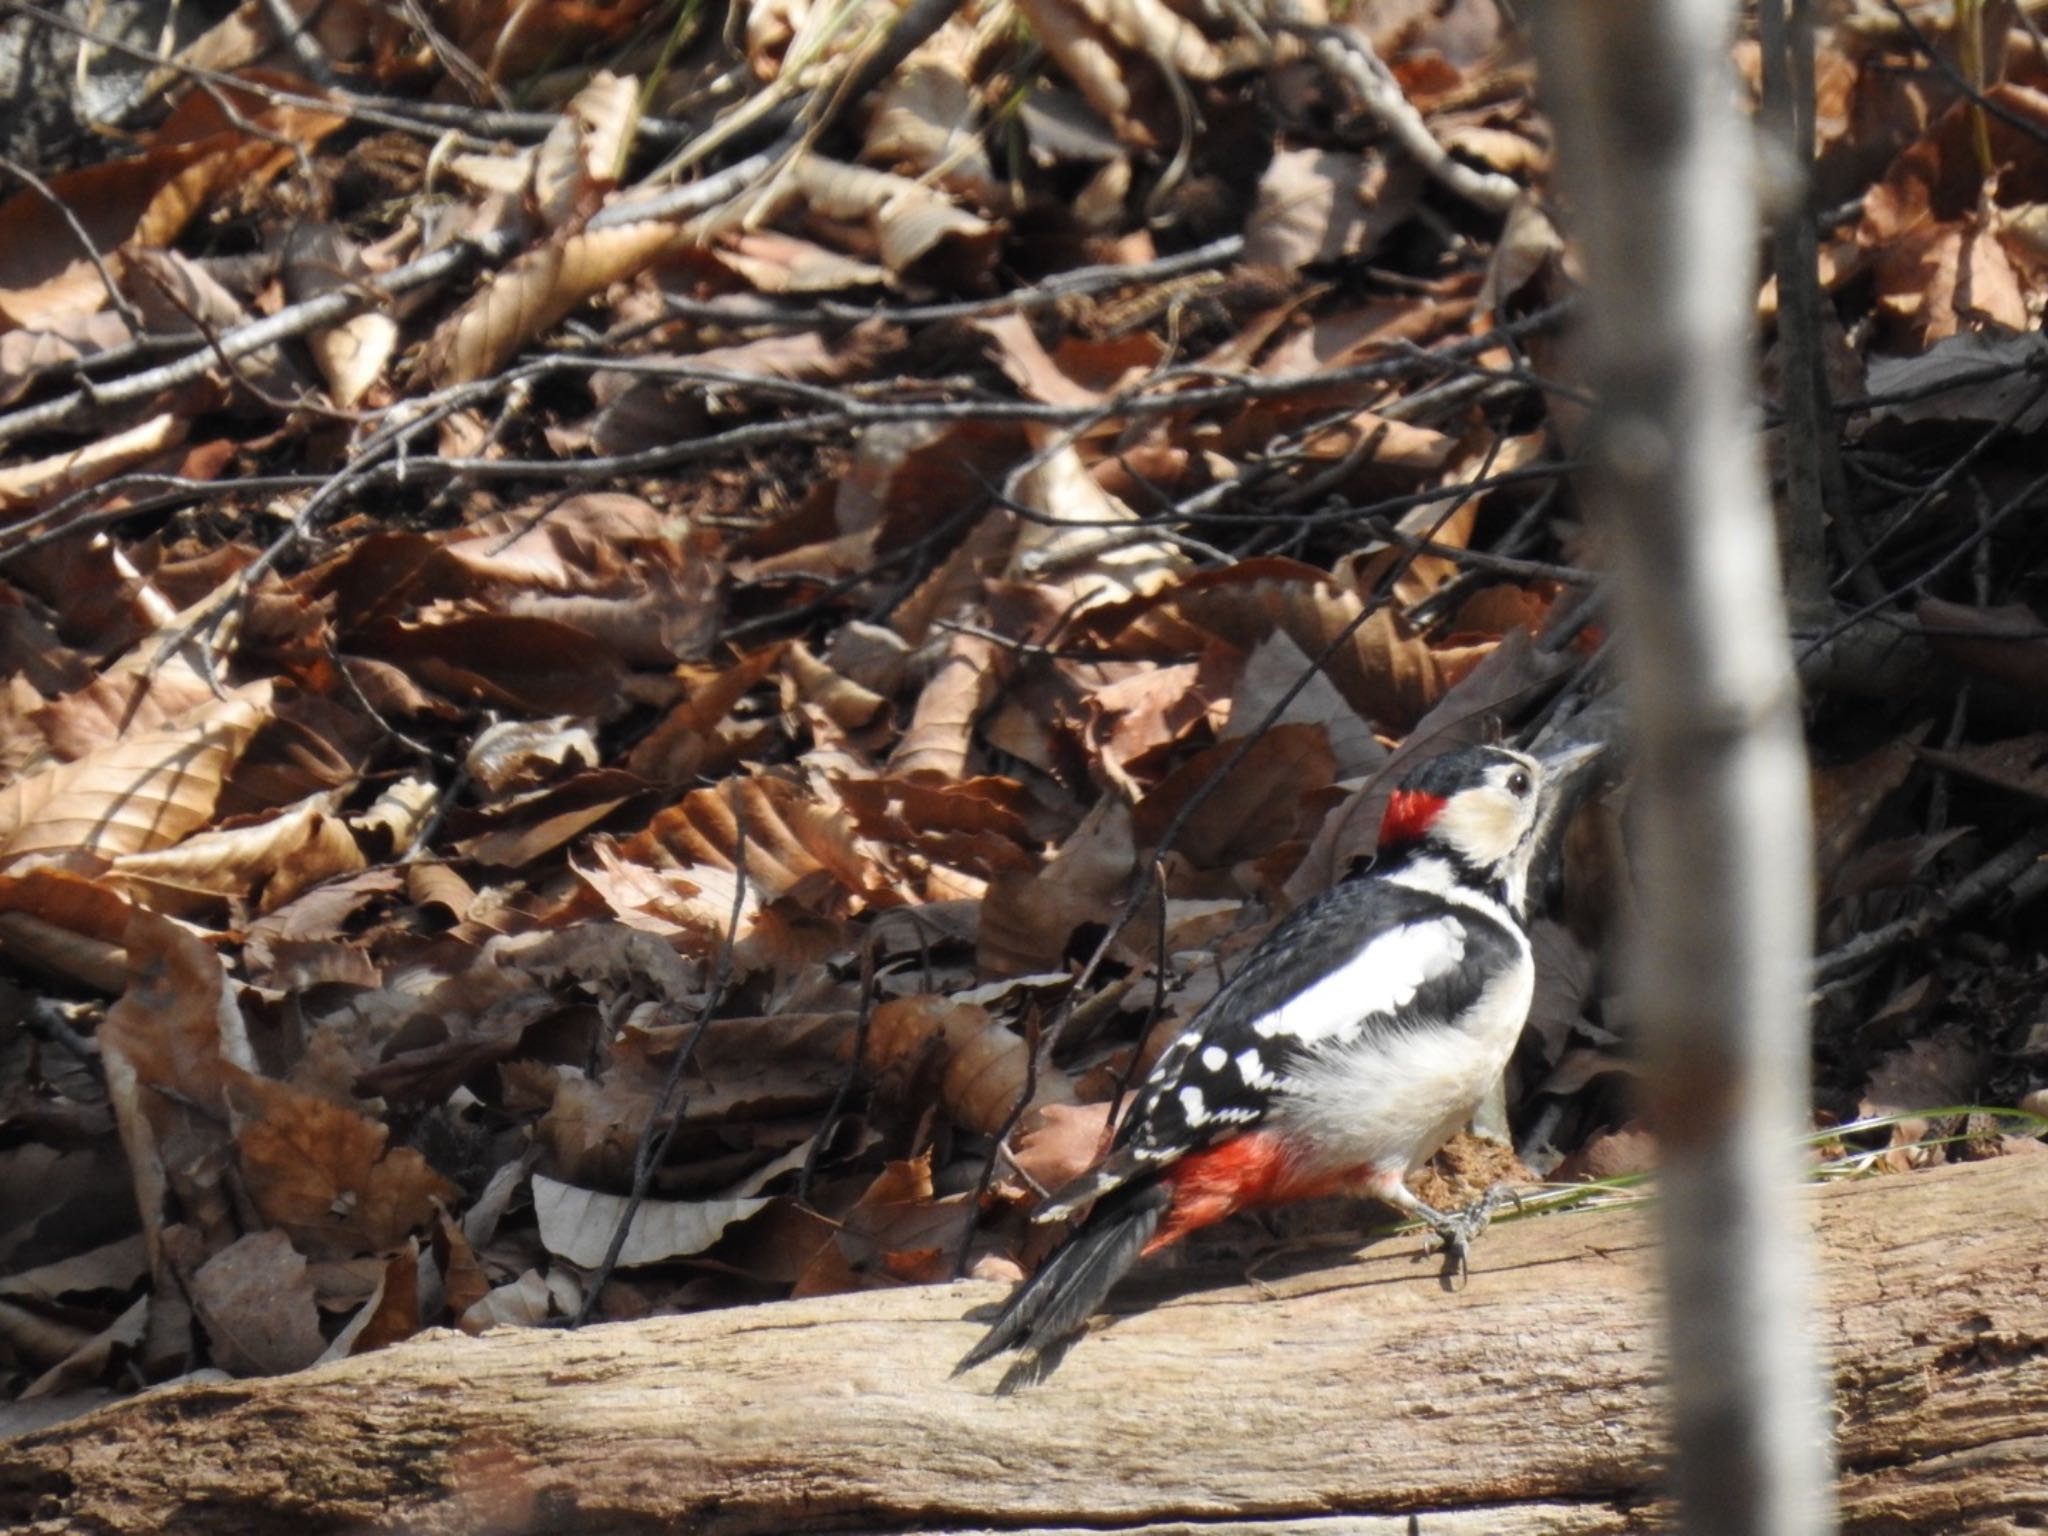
[1377,742,1603,908]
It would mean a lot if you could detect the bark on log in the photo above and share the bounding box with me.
[3,1157,2044,1535]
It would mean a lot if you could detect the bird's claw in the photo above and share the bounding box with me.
[1426,1182,1522,1283]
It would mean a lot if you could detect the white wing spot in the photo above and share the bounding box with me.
[1236,1048,1273,1088]
[1251,917,1468,1043]
[1201,1045,1228,1072]
[1178,1086,1209,1126]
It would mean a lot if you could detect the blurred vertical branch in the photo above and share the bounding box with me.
[1537,4,1836,1535]
[1757,0,1859,609]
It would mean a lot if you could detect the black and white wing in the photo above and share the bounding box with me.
[1036,878,1520,1220]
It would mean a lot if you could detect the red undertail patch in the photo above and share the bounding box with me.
[1379,788,1448,849]
[1148,1134,1351,1255]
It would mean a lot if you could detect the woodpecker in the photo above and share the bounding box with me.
[956,740,1602,1391]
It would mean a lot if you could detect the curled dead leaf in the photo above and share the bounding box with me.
[864,995,1079,1136]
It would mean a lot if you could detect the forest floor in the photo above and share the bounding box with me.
[0,0,2045,1432]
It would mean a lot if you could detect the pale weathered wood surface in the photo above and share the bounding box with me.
[2,1156,2044,1535]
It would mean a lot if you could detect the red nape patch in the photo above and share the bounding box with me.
[1379,788,1447,849]
[1146,1134,1347,1255]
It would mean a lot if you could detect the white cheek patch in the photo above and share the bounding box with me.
[1251,917,1467,1042]
[1430,790,1528,869]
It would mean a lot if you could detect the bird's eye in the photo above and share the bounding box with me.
[1508,770,1532,798]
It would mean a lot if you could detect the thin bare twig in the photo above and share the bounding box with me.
[1814,825,2048,986]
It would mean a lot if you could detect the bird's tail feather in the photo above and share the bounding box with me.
[955,1179,1168,1387]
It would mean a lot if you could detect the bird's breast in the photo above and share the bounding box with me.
[1269,953,1536,1176]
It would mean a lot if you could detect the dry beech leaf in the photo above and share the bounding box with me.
[1554,1123,1659,1183]
[573,835,730,939]
[742,0,876,80]
[437,1211,491,1320]
[322,1240,422,1360]
[979,797,1139,976]
[786,155,1001,286]
[467,716,601,795]
[832,774,1033,889]
[625,771,882,911]
[189,1231,326,1377]
[13,1297,147,1402]
[0,1236,149,1306]
[0,1305,96,1374]
[1008,430,1188,606]
[864,50,999,203]
[0,868,133,991]
[976,314,1107,407]
[227,1069,458,1260]
[1863,330,2048,430]
[309,313,398,409]
[460,1267,581,1332]
[350,773,438,858]
[1011,0,1142,140]
[1009,1100,1116,1195]
[428,220,678,385]
[1295,407,1457,478]
[31,651,222,763]
[0,412,188,513]
[1091,559,1451,728]
[120,249,290,389]
[1243,148,1425,273]
[106,794,365,916]
[530,1171,770,1268]
[695,229,891,292]
[447,768,650,867]
[1008,0,1236,146]
[864,995,1078,1136]
[99,909,256,1265]
[1133,722,1337,870]
[793,1151,971,1295]
[356,613,627,716]
[533,70,640,226]
[1811,734,1922,890]
[1224,630,1388,782]
[1084,658,1209,797]
[0,681,272,868]
[889,631,1002,781]
[0,87,344,325]
[0,311,133,407]
[783,642,887,732]
[628,647,785,785]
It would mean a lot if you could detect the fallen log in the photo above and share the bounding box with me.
[3,1155,2044,1535]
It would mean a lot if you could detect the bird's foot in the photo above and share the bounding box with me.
[1426,1182,1522,1284]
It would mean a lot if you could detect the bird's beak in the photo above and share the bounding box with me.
[1537,740,1605,785]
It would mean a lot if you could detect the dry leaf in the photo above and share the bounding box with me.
[0,682,272,869]
[530,1173,770,1267]
[1243,149,1425,273]
[864,995,1079,1135]
[228,1070,458,1259]
[190,1231,326,1376]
